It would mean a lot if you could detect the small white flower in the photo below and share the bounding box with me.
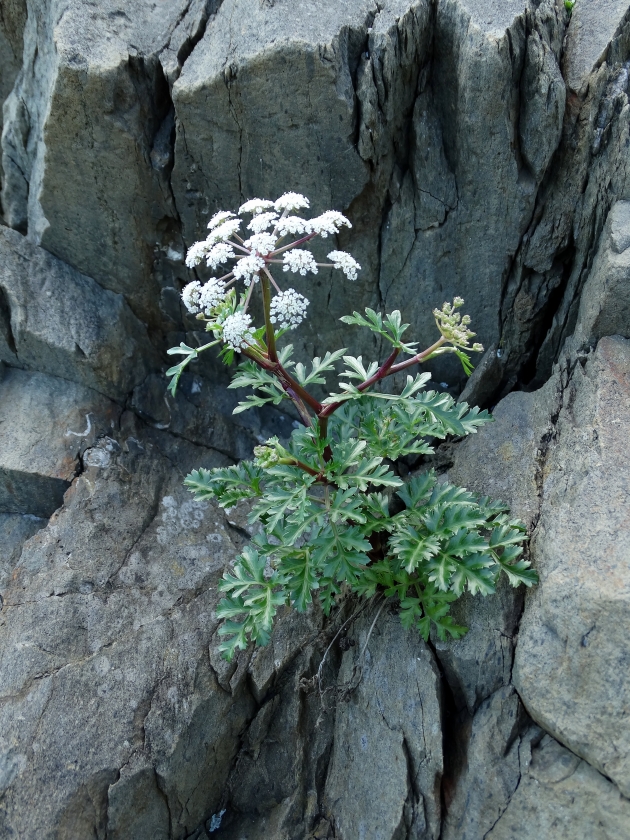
[205,242,236,269]
[207,218,241,244]
[269,288,309,329]
[274,192,310,212]
[182,280,203,313]
[327,250,361,281]
[282,249,319,276]
[185,240,212,269]
[248,212,279,234]
[198,278,227,314]
[222,311,255,351]
[243,233,277,255]
[308,210,352,238]
[239,198,275,215]
[233,254,265,286]
[207,210,235,229]
[275,216,310,237]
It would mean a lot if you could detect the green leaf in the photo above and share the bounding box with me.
[389,525,441,573]
[293,348,347,387]
[184,463,263,506]
[217,619,250,661]
[397,471,437,509]
[280,550,319,612]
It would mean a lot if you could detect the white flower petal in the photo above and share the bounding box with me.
[327,250,361,281]
[282,249,319,276]
[247,212,279,234]
[222,311,255,351]
[308,210,352,238]
[269,288,309,329]
[239,198,275,215]
[207,210,235,229]
[274,192,310,212]
[243,232,277,255]
[233,254,265,286]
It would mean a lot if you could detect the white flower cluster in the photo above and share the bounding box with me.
[308,210,352,237]
[181,193,360,341]
[233,254,265,286]
[243,233,277,255]
[207,218,241,244]
[182,278,226,315]
[207,210,235,229]
[198,278,227,313]
[269,288,309,329]
[276,216,310,237]
[205,242,235,269]
[328,250,361,281]
[222,311,255,351]
[248,212,278,234]
[182,280,203,312]
[283,249,318,275]
[239,198,274,215]
[185,219,241,268]
[274,192,310,212]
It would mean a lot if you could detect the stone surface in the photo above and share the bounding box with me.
[0,429,255,840]
[131,370,296,462]
[432,377,558,714]
[0,226,159,400]
[172,0,567,386]
[487,734,630,840]
[569,200,630,351]
[323,609,443,839]
[2,0,630,837]
[441,687,527,840]
[514,336,630,797]
[0,0,212,321]
[0,367,120,518]
[563,0,630,93]
[0,512,45,594]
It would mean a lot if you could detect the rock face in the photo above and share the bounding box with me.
[1,0,630,838]
[514,336,630,797]
[0,366,120,518]
[0,226,158,400]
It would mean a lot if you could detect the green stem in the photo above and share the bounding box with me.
[260,270,277,363]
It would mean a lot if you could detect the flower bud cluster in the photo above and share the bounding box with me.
[253,437,293,469]
[433,298,483,351]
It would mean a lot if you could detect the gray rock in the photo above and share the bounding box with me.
[501,9,630,389]
[442,687,527,840]
[323,608,443,840]
[563,0,630,93]
[131,370,296,462]
[569,200,630,350]
[1,0,209,321]
[486,734,630,840]
[514,336,630,797]
[433,376,559,713]
[0,511,45,593]
[0,0,27,202]
[0,366,120,518]
[0,429,255,839]
[0,226,159,400]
